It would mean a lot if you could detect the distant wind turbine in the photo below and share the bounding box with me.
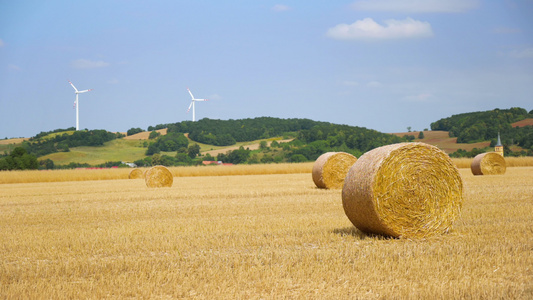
[186,87,208,122]
[69,80,92,131]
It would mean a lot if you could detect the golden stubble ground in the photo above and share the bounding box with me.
[1,167,532,299]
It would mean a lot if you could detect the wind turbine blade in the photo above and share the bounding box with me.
[68,80,79,92]
[196,99,208,102]
[187,88,195,99]
[187,101,193,112]
[78,89,92,93]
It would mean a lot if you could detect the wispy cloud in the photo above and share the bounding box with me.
[402,93,435,102]
[342,80,360,87]
[509,48,533,59]
[493,27,521,34]
[327,18,433,41]
[8,64,21,71]
[367,81,383,88]
[351,0,479,13]
[71,59,110,69]
[208,93,222,100]
[272,4,291,12]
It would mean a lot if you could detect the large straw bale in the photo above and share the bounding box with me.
[342,142,463,238]
[145,165,173,188]
[471,152,506,175]
[312,152,357,189]
[128,168,144,179]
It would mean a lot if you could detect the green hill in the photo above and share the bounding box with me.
[2,109,532,170]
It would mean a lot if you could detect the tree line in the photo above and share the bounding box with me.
[431,107,532,146]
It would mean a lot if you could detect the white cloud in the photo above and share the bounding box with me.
[327,17,433,41]
[342,80,360,87]
[71,59,110,69]
[493,27,520,34]
[367,81,383,88]
[509,48,533,59]
[351,0,479,13]
[8,64,21,71]
[402,93,435,102]
[208,93,222,100]
[272,4,290,12]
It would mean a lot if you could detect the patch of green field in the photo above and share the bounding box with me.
[0,142,20,154]
[39,139,148,165]
[40,131,76,141]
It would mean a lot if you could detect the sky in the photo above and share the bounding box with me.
[1,0,532,138]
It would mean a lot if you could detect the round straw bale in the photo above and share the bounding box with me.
[145,165,173,188]
[471,152,506,175]
[312,152,357,189]
[342,142,463,239]
[128,168,144,179]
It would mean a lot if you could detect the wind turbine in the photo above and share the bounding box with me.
[68,80,92,131]
[186,87,208,122]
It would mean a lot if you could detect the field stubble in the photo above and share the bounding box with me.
[1,166,532,298]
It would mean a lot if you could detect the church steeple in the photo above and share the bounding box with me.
[495,132,504,156]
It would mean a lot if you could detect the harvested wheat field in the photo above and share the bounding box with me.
[1,166,532,298]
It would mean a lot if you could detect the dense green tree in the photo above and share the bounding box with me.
[127,128,143,136]
[430,107,529,143]
[289,154,307,162]
[149,131,160,139]
[0,147,38,170]
[146,143,160,155]
[176,153,192,164]
[188,144,201,159]
[259,140,268,149]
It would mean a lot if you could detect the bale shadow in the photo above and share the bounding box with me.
[332,227,394,240]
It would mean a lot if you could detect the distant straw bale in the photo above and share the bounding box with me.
[342,142,463,239]
[312,152,357,189]
[145,165,173,188]
[471,152,506,175]
[128,168,144,179]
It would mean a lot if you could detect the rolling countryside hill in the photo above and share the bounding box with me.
[2,114,531,167]
[24,130,491,166]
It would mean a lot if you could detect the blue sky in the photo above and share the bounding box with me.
[1,0,532,138]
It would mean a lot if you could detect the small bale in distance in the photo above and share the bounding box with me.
[471,152,506,175]
[145,165,173,188]
[312,152,357,189]
[342,142,463,239]
[128,168,144,179]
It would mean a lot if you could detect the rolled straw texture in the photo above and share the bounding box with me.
[128,168,144,179]
[145,165,173,188]
[471,152,506,175]
[312,152,357,189]
[342,142,463,239]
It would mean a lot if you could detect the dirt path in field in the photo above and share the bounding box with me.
[203,139,294,156]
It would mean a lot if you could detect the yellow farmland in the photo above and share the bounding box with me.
[1,165,532,298]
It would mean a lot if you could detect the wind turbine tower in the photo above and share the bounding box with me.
[69,80,92,130]
[187,87,208,122]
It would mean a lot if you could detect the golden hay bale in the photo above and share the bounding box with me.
[471,152,506,175]
[312,152,358,189]
[128,168,144,179]
[145,165,173,188]
[342,142,463,239]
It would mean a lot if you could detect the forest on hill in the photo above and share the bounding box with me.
[132,117,405,167]
[431,107,533,147]
[1,108,532,170]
